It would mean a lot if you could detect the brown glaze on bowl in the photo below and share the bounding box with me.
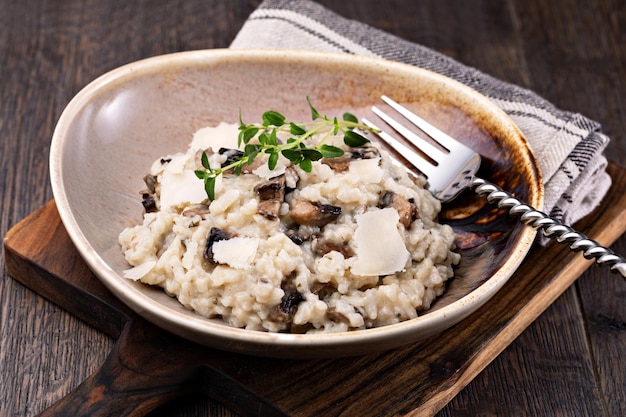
[50,49,543,358]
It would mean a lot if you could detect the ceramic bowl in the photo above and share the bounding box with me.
[50,49,543,358]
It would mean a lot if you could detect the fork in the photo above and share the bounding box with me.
[362,95,626,279]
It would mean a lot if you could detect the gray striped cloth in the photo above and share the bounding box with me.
[231,0,611,228]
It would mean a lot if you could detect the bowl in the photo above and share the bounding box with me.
[49,49,542,358]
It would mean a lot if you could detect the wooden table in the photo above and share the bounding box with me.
[1,1,624,416]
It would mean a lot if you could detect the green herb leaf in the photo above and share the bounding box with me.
[262,110,286,127]
[268,151,279,170]
[281,148,303,163]
[301,149,323,161]
[306,96,322,120]
[258,131,269,145]
[299,158,313,172]
[343,130,370,147]
[205,177,216,201]
[200,151,211,170]
[319,144,344,158]
[244,143,259,164]
[239,126,259,145]
[238,109,245,126]
[289,122,306,135]
[342,112,358,125]
[269,128,278,146]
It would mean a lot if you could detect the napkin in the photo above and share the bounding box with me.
[231,0,612,229]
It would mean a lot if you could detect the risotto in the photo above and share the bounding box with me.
[119,122,460,333]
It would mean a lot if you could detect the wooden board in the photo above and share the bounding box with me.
[4,161,626,417]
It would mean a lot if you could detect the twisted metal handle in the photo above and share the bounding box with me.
[470,178,626,279]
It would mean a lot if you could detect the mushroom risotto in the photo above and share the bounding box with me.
[119,121,460,333]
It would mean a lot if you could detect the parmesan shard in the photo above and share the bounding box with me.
[123,260,156,281]
[159,167,209,210]
[212,237,260,269]
[351,208,410,276]
[190,122,241,151]
[348,157,383,183]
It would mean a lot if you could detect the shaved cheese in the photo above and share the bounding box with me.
[351,208,410,276]
[159,167,208,210]
[123,261,156,281]
[212,237,259,269]
[150,151,186,174]
[348,157,383,183]
[158,124,241,210]
[190,122,241,151]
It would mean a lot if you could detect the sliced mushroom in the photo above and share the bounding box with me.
[322,145,381,172]
[279,290,304,316]
[141,192,157,213]
[321,154,351,172]
[254,175,286,220]
[182,204,211,217]
[290,199,341,227]
[285,228,313,245]
[351,145,380,160]
[254,175,285,201]
[218,148,243,167]
[311,237,354,258]
[257,200,282,220]
[380,191,417,228]
[140,174,159,213]
[327,307,351,325]
[204,227,232,263]
[217,147,270,174]
[268,274,304,324]
[310,281,330,295]
[143,174,157,194]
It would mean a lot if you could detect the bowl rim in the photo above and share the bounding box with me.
[49,48,543,356]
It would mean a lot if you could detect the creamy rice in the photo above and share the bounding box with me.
[119,123,460,333]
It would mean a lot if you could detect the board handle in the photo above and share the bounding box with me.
[36,318,289,417]
[37,320,203,417]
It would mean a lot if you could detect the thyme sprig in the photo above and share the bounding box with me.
[194,97,378,200]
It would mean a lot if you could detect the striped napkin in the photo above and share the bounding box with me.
[230,0,612,228]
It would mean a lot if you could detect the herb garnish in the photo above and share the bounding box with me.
[194,97,378,200]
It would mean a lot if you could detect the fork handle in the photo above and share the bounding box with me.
[470,178,626,279]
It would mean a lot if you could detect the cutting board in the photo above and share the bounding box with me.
[4,162,626,417]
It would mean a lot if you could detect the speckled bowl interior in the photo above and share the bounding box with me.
[50,49,543,358]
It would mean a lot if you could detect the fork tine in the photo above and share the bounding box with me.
[370,105,447,163]
[361,117,438,179]
[369,96,482,202]
[381,95,473,153]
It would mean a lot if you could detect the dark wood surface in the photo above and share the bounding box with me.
[1,1,624,416]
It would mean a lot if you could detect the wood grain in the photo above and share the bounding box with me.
[1,1,625,416]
